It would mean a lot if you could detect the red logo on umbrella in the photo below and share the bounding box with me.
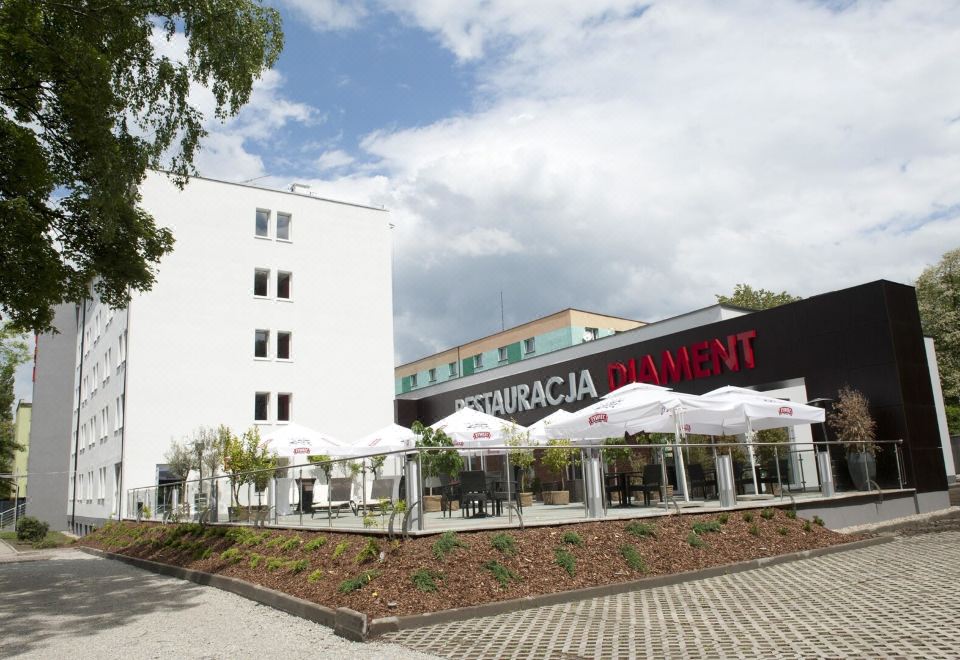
[473,431,491,440]
[588,413,608,425]
[293,447,310,454]
[779,406,793,416]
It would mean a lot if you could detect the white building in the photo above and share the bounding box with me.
[65,172,395,532]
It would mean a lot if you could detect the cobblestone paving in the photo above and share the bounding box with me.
[383,531,960,659]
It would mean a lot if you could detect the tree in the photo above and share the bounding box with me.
[0,1,284,331]
[163,437,195,504]
[827,386,878,455]
[917,247,960,402]
[412,421,462,495]
[0,325,28,498]
[222,426,276,506]
[716,284,801,310]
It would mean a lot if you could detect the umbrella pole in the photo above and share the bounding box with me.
[674,412,690,503]
[747,419,759,495]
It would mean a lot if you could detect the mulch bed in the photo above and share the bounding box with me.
[79,509,857,620]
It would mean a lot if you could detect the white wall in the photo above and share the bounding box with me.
[107,173,394,515]
[925,337,955,482]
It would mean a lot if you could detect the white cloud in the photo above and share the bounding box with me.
[277,0,370,30]
[315,149,356,171]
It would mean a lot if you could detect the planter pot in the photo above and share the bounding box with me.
[846,451,877,491]
[422,494,442,513]
[543,490,570,505]
[519,492,533,508]
[228,505,269,522]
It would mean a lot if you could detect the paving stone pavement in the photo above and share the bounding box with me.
[382,531,960,659]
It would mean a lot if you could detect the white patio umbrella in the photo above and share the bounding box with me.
[261,423,346,460]
[430,407,521,449]
[601,382,672,399]
[527,409,574,444]
[344,423,416,458]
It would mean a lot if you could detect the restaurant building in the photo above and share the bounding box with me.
[396,280,955,525]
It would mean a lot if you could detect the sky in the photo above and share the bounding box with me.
[13,0,960,403]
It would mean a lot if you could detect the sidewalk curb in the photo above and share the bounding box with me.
[368,535,896,637]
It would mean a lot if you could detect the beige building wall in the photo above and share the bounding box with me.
[13,401,31,498]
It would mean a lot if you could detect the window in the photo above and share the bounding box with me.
[101,408,108,442]
[254,269,270,297]
[98,467,106,501]
[473,354,483,369]
[523,337,536,354]
[118,332,127,365]
[254,392,269,421]
[255,209,270,237]
[277,271,291,299]
[410,373,418,387]
[115,396,123,432]
[277,332,291,359]
[448,362,457,377]
[428,368,436,382]
[105,349,112,378]
[277,393,291,422]
[276,212,291,240]
[254,329,270,358]
[88,471,94,501]
[585,327,600,341]
[498,346,508,362]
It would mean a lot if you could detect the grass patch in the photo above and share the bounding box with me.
[803,520,812,532]
[785,509,797,519]
[813,516,825,526]
[554,547,576,577]
[432,531,468,560]
[307,569,324,583]
[491,533,517,556]
[687,532,706,549]
[220,548,243,563]
[279,536,302,552]
[338,570,379,593]
[760,508,775,520]
[691,520,722,534]
[354,537,380,564]
[625,521,656,538]
[289,559,310,574]
[742,512,755,523]
[483,560,519,588]
[411,568,443,593]
[249,553,263,569]
[749,523,760,537]
[562,531,583,546]
[304,536,327,552]
[265,535,285,548]
[718,513,729,525]
[266,557,285,571]
[620,544,647,572]
[777,527,789,536]
[331,541,349,561]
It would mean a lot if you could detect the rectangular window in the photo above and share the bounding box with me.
[448,362,457,377]
[410,373,418,387]
[277,393,291,422]
[254,329,270,358]
[523,337,536,354]
[585,327,599,340]
[254,392,269,421]
[473,354,483,369]
[255,209,270,237]
[254,269,270,297]
[115,397,123,432]
[277,271,291,299]
[276,212,291,240]
[498,346,508,362]
[277,331,291,359]
[428,368,436,382]
[118,332,126,365]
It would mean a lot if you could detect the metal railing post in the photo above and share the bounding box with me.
[895,444,904,489]
[774,446,783,500]
[298,468,303,527]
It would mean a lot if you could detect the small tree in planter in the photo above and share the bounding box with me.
[164,437,196,512]
[369,454,386,478]
[828,386,879,490]
[413,421,463,512]
[542,439,581,505]
[307,454,333,482]
[222,426,277,519]
[506,423,535,508]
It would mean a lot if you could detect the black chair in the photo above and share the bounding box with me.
[733,461,752,495]
[490,478,523,515]
[628,464,663,506]
[439,473,459,518]
[756,459,790,494]
[459,470,488,518]
[686,463,713,500]
[605,473,625,507]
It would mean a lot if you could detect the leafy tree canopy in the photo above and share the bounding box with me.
[917,247,960,401]
[0,324,29,497]
[0,0,283,331]
[716,284,801,310]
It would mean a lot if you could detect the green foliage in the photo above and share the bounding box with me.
[307,569,324,583]
[413,421,463,481]
[411,568,442,593]
[749,523,760,536]
[354,537,380,564]
[15,516,48,542]
[754,427,788,464]
[362,513,378,529]
[828,387,878,455]
[332,541,349,561]
[785,509,797,519]
[194,546,212,561]
[505,422,536,491]
[265,535,284,548]
[491,533,517,556]
[620,544,647,572]
[249,553,263,569]
[220,548,242,563]
[917,248,960,400]
[222,426,277,505]
[0,328,29,497]
[304,536,327,552]
[777,527,789,536]
[0,1,283,331]
[542,439,581,489]
[946,405,960,436]
[692,520,722,534]
[266,558,284,571]
[687,532,706,549]
[803,520,813,532]
[369,454,386,477]
[554,547,576,577]
[432,531,467,560]
[760,508,775,520]
[718,513,729,524]
[483,560,519,588]
[625,521,656,538]
[307,454,333,481]
[813,516,825,527]
[338,570,379,593]
[716,284,801,311]
[279,536,302,553]
[742,512,755,523]
[562,531,583,546]
[289,559,310,574]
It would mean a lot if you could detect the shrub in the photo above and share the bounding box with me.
[249,553,263,569]
[625,521,656,538]
[411,568,442,592]
[338,570,379,593]
[687,532,706,549]
[266,558,285,571]
[432,531,467,560]
[813,516,825,527]
[718,513,729,525]
[33,538,60,549]
[803,521,812,532]
[777,527,789,536]
[193,546,212,560]
[483,560,519,588]
[362,513,378,528]
[554,547,576,577]
[742,512,754,523]
[620,544,647,572]
[279,536,302,552]
[308,569,324,583]
[332,541,349,561]
[16,516,49,542]
[562,531,583,546]
[491,533,517,556]
[785,509,797,520]
[220,548,243,563]
[749,523,760,537]
[760,508,775,520]
[691,521,722,534]
[265,535,284,548]
[354,537,380,564]
[304,536,327,551]
[289,559,310,574]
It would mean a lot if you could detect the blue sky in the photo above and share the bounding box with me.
[13,0,960,403]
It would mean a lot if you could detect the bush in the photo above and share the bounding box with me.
[813,516,825,527]
[432,531,467,560]
[16,516,49,542]
[304,536,327,551]
[687,532,706,549]
[483,560,519,588]
[691,521,721,534]
[625,521,656,538]
[620,544,647,572]
[308,569,324,583]
[748,523,760,537]
[554,547,576,576]
[289,559,310,574]
[279,536,302,552]
[777,527,789,536]
[562,531,583,546]
[338,570,379,593]
[491,533,517,556]
[803,520,812,532]
[718,513,729,524]
[220,548,243,563]
[266,558,285,571]
[412,568,442,592]
[760,508,775,520]
[785,509,797,520]
[742,512,754,523]
[332,541,349,561]
[354,537,380,564]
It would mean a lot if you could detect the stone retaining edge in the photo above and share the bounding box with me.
[367,535,896,638]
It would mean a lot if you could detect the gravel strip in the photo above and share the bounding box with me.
[0,550,439,659]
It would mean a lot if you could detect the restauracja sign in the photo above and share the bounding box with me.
[455,369,598,415]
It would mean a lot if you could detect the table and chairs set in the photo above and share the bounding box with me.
[439,469,524,519]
